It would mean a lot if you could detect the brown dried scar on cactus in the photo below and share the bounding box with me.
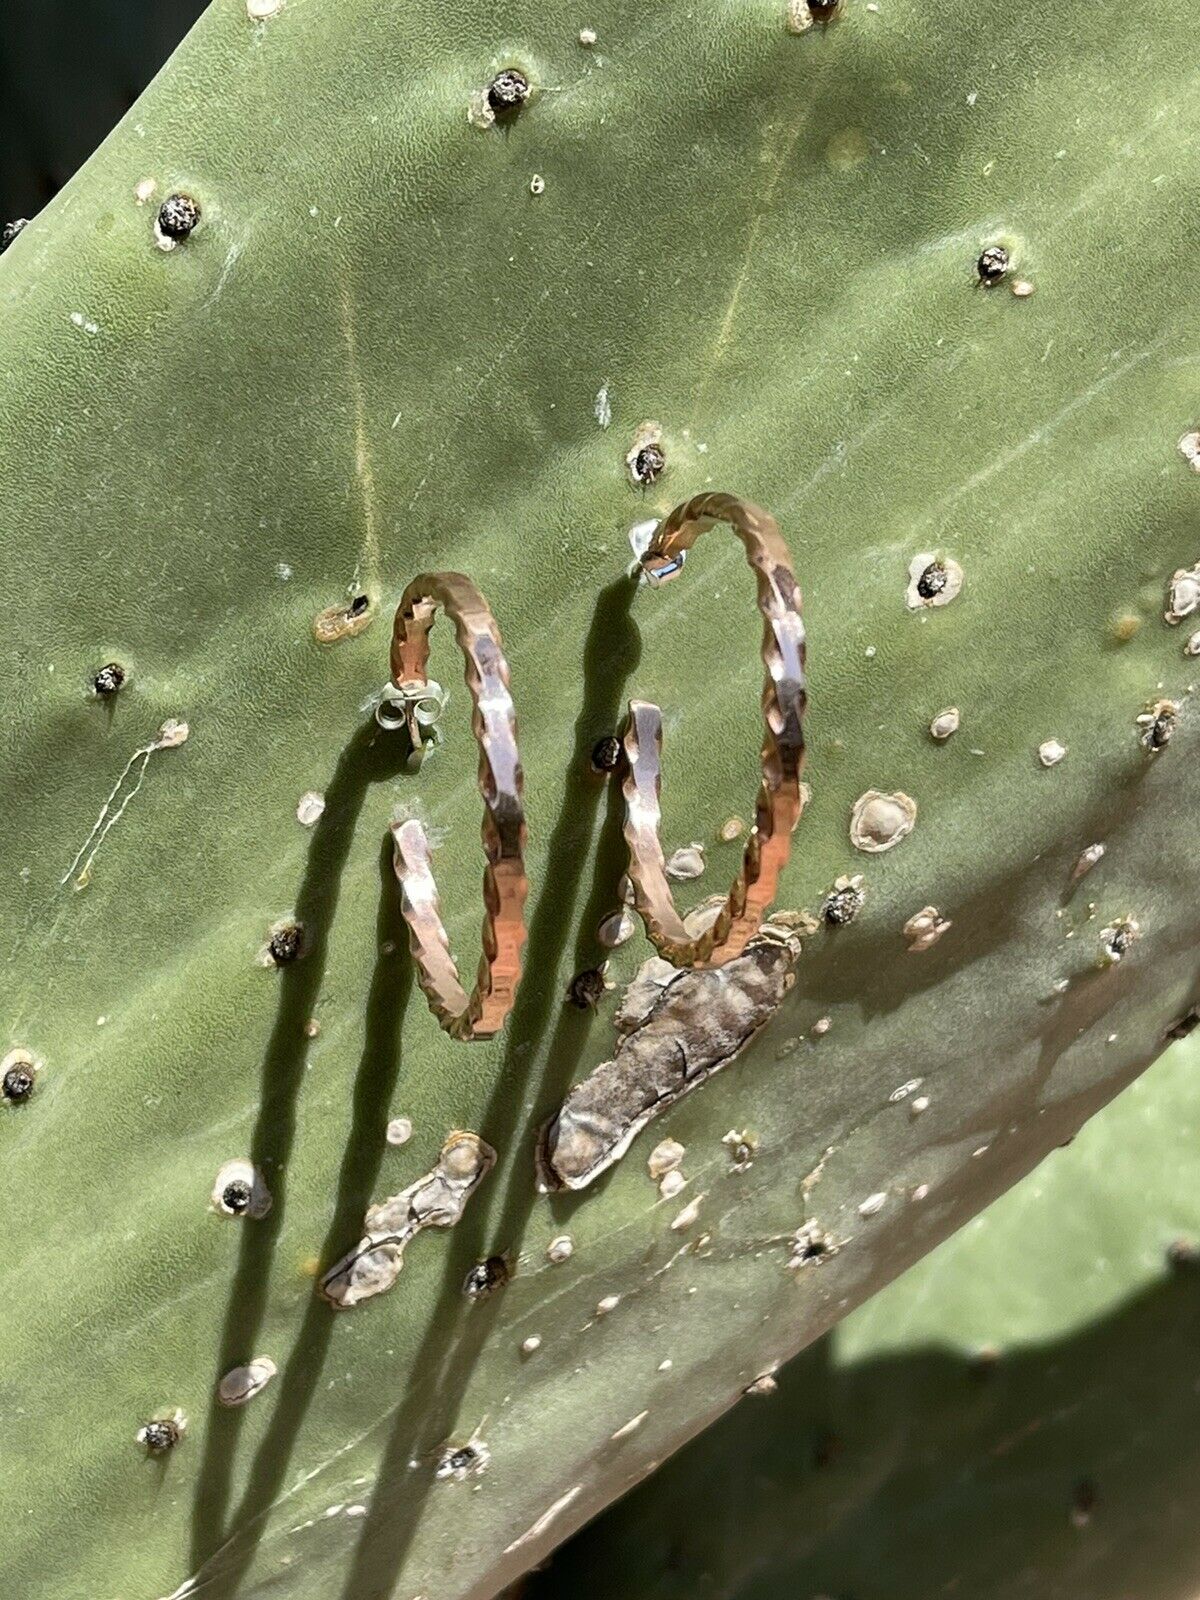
[320,1131,496,1309]
[539,926,802,1191]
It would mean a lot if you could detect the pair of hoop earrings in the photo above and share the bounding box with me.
[384,492,807,1043]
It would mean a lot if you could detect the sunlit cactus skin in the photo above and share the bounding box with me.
[3,0,1200,1597]
[540,1030,1200,1600]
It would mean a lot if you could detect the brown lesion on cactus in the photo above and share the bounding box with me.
[320,1131,496,1308]
[312,592,373,644]
[539,926,801,1191]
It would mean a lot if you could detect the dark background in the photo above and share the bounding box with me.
[0,0,204,222]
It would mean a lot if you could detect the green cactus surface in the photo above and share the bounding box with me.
[537,1028,1200,1600]
[2,0,1200,1598]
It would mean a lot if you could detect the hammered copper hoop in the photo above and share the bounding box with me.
[624,492,807,968]
[389,574,528,1041]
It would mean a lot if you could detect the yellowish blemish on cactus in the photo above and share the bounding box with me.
[312,593,372,643]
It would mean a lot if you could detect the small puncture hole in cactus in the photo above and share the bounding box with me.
[590,734,622,773]
[1,218,29,253]
[155,193,201,249]
[463,1255,511,1300]
[976,244,1010,285]
[267,920,305,966]
[809,0,841,17]
[137,1415,185,1455]
[92,661,127,697]
[487,69,530,118]
[567,967,608,1009]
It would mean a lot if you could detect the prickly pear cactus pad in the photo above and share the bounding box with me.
[1,2,1199,1599]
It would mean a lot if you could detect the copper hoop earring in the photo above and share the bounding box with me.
[623,492,807,968]
[388,574,528,1041]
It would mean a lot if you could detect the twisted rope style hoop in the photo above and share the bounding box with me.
[389,573,528,1040]
[624,492,807,968]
